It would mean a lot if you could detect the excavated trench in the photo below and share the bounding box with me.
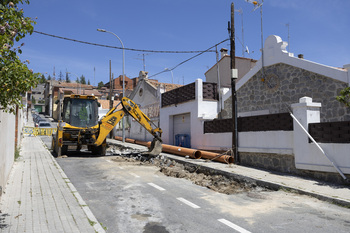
[108,144,268,195]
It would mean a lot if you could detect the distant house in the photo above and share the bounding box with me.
[116,71,182,142]
[205,48,257,87]
[31,83,46,113]
[97,99,121,121]
[104,75,134,98]
[51,82,102,121]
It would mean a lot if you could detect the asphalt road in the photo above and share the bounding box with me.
[51,148,350,233]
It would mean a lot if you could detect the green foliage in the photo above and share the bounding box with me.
[97,81,104,89]
[31,95,35,104]
[39,74,46,83]
[80,75,86,84]
[58,71,63,81]
[336,87,350,107]
[65,72,70,83]
[0,0,40,113]
[15,146,20,160]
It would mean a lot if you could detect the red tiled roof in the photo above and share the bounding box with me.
[147,79,183,92]
[98,100,122,110]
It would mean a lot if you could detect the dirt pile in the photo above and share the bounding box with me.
[109,144,257,194]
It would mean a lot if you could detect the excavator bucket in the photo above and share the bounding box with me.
[146,137,163,157]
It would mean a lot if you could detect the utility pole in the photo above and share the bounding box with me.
[230,2,239,163]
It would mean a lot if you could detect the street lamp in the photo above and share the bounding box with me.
[97,28,126,143]
[164,68,173,84]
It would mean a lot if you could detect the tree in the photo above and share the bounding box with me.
[75,77,80,83]
[97,81,104,89]
[47,74,51,80]
[58,71,63,81]
[336,87,350,108]
[87,79,90,85]
[39,74,46,83]
[0,0,40,113]
[65,72,70,83]
[80,75,86,84]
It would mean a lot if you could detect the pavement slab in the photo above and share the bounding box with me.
[0,136,104,233]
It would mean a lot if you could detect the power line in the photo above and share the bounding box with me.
[149,38,229,78]
[33,30,216,54]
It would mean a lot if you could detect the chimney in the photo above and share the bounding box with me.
[220,48,228,58]
[343,64,350,70]
[298,54,304,59]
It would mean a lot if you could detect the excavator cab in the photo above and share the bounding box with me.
[62,97,99,128]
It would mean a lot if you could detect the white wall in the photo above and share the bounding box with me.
[205,56,257,87]
[292,97,350,174]
[119,76,161,142]
[160,79,350,175]
[0,110,16,196]
[238,131,293,155]
[161,79,222,149]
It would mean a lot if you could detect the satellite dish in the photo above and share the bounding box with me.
[245,46,249,54]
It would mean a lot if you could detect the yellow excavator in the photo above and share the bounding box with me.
[52,94,162,157]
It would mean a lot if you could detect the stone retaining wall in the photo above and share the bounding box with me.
[239,152,350,185]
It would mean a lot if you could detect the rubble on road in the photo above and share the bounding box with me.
[108,145,266,195]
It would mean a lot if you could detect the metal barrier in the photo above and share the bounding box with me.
[23,127,57,136]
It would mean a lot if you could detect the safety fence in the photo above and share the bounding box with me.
[23,127,57,136]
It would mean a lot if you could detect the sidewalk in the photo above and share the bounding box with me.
[0,115,105,233]
[107,139,350,207]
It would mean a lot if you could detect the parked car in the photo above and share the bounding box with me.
[37,122,52,128]
[33,114,41,122]
[35,119,47,127]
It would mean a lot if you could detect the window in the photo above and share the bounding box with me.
[69,99,98,127]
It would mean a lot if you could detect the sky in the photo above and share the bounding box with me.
[18,0,350,86]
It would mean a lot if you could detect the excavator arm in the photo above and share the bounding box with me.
[95,97,162,156]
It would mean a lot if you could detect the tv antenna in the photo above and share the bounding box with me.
[285,23,290,52]
[235,8,245,57]
[135,53,150,71]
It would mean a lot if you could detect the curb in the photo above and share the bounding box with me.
[44,140,106,233]
[108,139,350,208]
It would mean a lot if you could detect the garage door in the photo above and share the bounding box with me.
[173,113,191,147]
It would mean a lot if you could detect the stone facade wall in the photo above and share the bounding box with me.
[239,152,297,174]
[224,63,350,122]
[239,152,350,185]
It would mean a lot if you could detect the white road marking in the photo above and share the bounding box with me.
[129,172,140,178]
[148,183,166,191]
[106,160,113,163]
[118,166,125,170]
[176,198,200,209]
[218,219,251,233]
